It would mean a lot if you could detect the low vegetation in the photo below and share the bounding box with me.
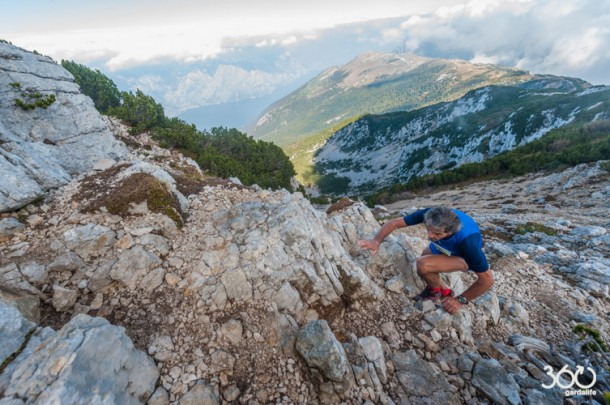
[284,116,362,187]
[573,324,609,353]
[77,166,185,227]
[10,82,56,110]
[515,222,558,237]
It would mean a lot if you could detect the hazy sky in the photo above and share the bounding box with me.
[2,0,463,70]
[2,0,609,125]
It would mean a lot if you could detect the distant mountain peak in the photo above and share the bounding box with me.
[250,50,535,147]
[329,51,430,89]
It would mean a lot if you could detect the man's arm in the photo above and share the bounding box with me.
[442,269,494,314]
[358,217,407,255]
[461,269,494,301]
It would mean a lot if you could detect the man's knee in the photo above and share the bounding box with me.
[416,256,433,275]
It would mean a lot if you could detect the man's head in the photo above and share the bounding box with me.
[424,207,461,241]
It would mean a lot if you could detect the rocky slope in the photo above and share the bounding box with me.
[1,42,609,405]
[0,42,127,212]
[313,80,609,194]
[1,114,609,403]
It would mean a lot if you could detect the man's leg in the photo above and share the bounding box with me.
[416,249,468,290]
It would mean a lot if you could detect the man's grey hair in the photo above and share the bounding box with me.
[424,207,461,234]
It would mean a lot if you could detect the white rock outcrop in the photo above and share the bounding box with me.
[0,43,127,212]
[0,299,158,404]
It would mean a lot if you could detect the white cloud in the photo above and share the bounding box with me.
[5,1,470,72]
[5,0,608,116]
[398,0,610,84]
[130,74,166,95]
[381,28,404,42]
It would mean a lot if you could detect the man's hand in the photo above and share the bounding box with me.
[442,296,462,314]
[358,239,380,256]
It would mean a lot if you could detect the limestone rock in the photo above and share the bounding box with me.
[51,285,78,312]
[109,246,162,290]
[219,319,243,345]
[209,350,235,375]
[149,335,175,362]
[140,268,165,292]
[0,288,40,324]
[2,314,158,404]
[139,233,170,257]
[47,252,85,273]
[474,291,501,324]
[391,349,460,403]
[0,263,36,293]
[19,261,47,284]
[472,358,522,405]
[384,275,404,293]
[0,43,128,212]
[296,320,348,382]
[359,336,387,383]
[178,380,219,405]
[0,298,36,365]
[273,282,303,315]
[0,218,24,237]
[63,224,116,259]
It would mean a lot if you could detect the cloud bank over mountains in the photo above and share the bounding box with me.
[397,0,610,86]
[3,0,609,125]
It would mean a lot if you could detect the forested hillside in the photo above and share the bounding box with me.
[309,78,609,197]
[61,61,295,190]
[366,119,610,205]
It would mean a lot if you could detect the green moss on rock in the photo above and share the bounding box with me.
[81,171,185,227]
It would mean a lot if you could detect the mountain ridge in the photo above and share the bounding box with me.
[249,51,536,147]
[312,78,609,194]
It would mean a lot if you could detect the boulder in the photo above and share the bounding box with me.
[0,298,36,365]
[0,43,128,212]
[472,358,522,405]
[178,380,219,405]
[63,224,116,259]
[296,320,349,382]
[391,349,460,403]
[109,246,162,290]
[2,314,158,404]
[0,218,24,238]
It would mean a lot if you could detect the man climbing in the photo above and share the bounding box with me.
[358,206,493,314]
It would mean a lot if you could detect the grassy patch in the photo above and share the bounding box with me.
[93,173,184,227]
[284,116,362,187]
[75,165,185,227]
[515,222,558,236]
[10,82,56,111]
[573,324,609,353]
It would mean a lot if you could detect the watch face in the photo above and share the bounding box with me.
[458,296,468,304]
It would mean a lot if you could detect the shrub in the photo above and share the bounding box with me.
[61,60,121,113]
[10,83,56,110]
[515,222,557,236]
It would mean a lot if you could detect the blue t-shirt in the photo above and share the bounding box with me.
[403,208,489,272]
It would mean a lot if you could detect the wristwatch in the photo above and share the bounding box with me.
[457,295,469,305]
